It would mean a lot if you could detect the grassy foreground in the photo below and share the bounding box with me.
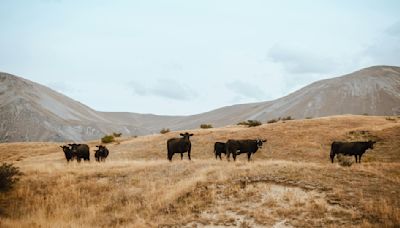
[0,115,399,227]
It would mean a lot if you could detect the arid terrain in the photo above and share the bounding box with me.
[0,115,399,227]
[1,65,400,142]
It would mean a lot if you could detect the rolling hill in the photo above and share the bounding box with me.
[0,65,399,142]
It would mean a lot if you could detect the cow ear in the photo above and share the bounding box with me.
[60,146,63,148]
[263,139,267,142]
[189,134,194,136]
[180,133,184,136]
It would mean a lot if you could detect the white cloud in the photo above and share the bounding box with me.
[129,78,196,101]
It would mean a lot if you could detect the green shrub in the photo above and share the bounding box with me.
[305,116,313,119]
[160,128,170,134]
[267,118,279,124]
[281,116,294,121]
[101,135,115,143]
[0,163,22,192]
[200,124,213,129]
[237,120,262,127]
[113,132,122,137]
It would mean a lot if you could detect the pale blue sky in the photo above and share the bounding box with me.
[1,0,399,115]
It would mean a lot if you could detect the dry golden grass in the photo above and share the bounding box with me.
[0,115,399,227]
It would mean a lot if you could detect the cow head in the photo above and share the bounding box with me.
[180,132,194,140]
[60,145,70,153]
[367,140,376,149]
[256,139,267,148]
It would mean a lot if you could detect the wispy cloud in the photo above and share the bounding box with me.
[225,80,266,100]
[129,78,196,101]
[267,45,336,74]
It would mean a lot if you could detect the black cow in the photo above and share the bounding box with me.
[94,145,109,162]
[330,140,376,163]
[69,143,90,162]
[167,132,194,161]
[226,139,267,161]
[60,145,73,162]
[214,142,226,160]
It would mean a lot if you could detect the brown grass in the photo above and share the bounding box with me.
[0,115,399,227]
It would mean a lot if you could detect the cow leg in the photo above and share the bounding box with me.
[219,154,222,160]
[233,153,237,161]
[354,155,358,163]
[188,152,191,160]
[181,153,183,160]
[247,152,251,162]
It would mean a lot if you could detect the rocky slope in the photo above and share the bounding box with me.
[0,65,399,142]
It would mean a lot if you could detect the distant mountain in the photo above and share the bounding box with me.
[174,65,400,129]
[1,65,399,142]
[0,73,157,142]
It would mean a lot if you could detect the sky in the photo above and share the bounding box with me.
[0,0,399,115]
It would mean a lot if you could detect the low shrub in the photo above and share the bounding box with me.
[267,118,279,124]
[337,154,354,167]
[101,135,115,143]
[160,128,170,134]
[113,132,122,137]
[237,120,262,127]
[200,124,213,129]
[0,163,22,192]
[281,116,294,121]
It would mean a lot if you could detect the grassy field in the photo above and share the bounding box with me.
[0,115,399,227]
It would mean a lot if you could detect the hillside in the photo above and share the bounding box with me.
[1,65,399,142]
[0,73,154,142]
[0,115,399,227]
[170,65,400,129]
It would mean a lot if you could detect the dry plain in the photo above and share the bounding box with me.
[0,115,399,227]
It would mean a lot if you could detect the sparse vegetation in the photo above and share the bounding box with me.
[267,118,279,124]
[281,116,294,121]
[0,115,399,227]
[200,124,213,129]
[160,128,170,134]
[113,132,122,137]
[237,120,262,127]
[336,154,354,167]
[0,163,22,192]
[305,116,313,119]
[101,135,115,143]
[386,116,396,121]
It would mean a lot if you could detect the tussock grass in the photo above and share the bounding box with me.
[0,115,399,227]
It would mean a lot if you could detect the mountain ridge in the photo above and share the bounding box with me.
[1,65,399,142]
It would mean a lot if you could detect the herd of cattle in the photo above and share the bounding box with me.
[60,144,109,162]
[60,132,376,164]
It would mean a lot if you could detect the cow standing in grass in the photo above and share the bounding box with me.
[60,145,74,162]
[95,145,109,162]
[214,142,226,160]
[330,140,376,163]
[69,143,90,162]
[226,139,267,161]
[167,132,193,161]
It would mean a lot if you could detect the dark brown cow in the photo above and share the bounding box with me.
[94,145,109,162]
[214,142,226,160]
[226,139,267,161]
[167,132,193,161]
[69,143,90,162]
[330,140,376,163]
